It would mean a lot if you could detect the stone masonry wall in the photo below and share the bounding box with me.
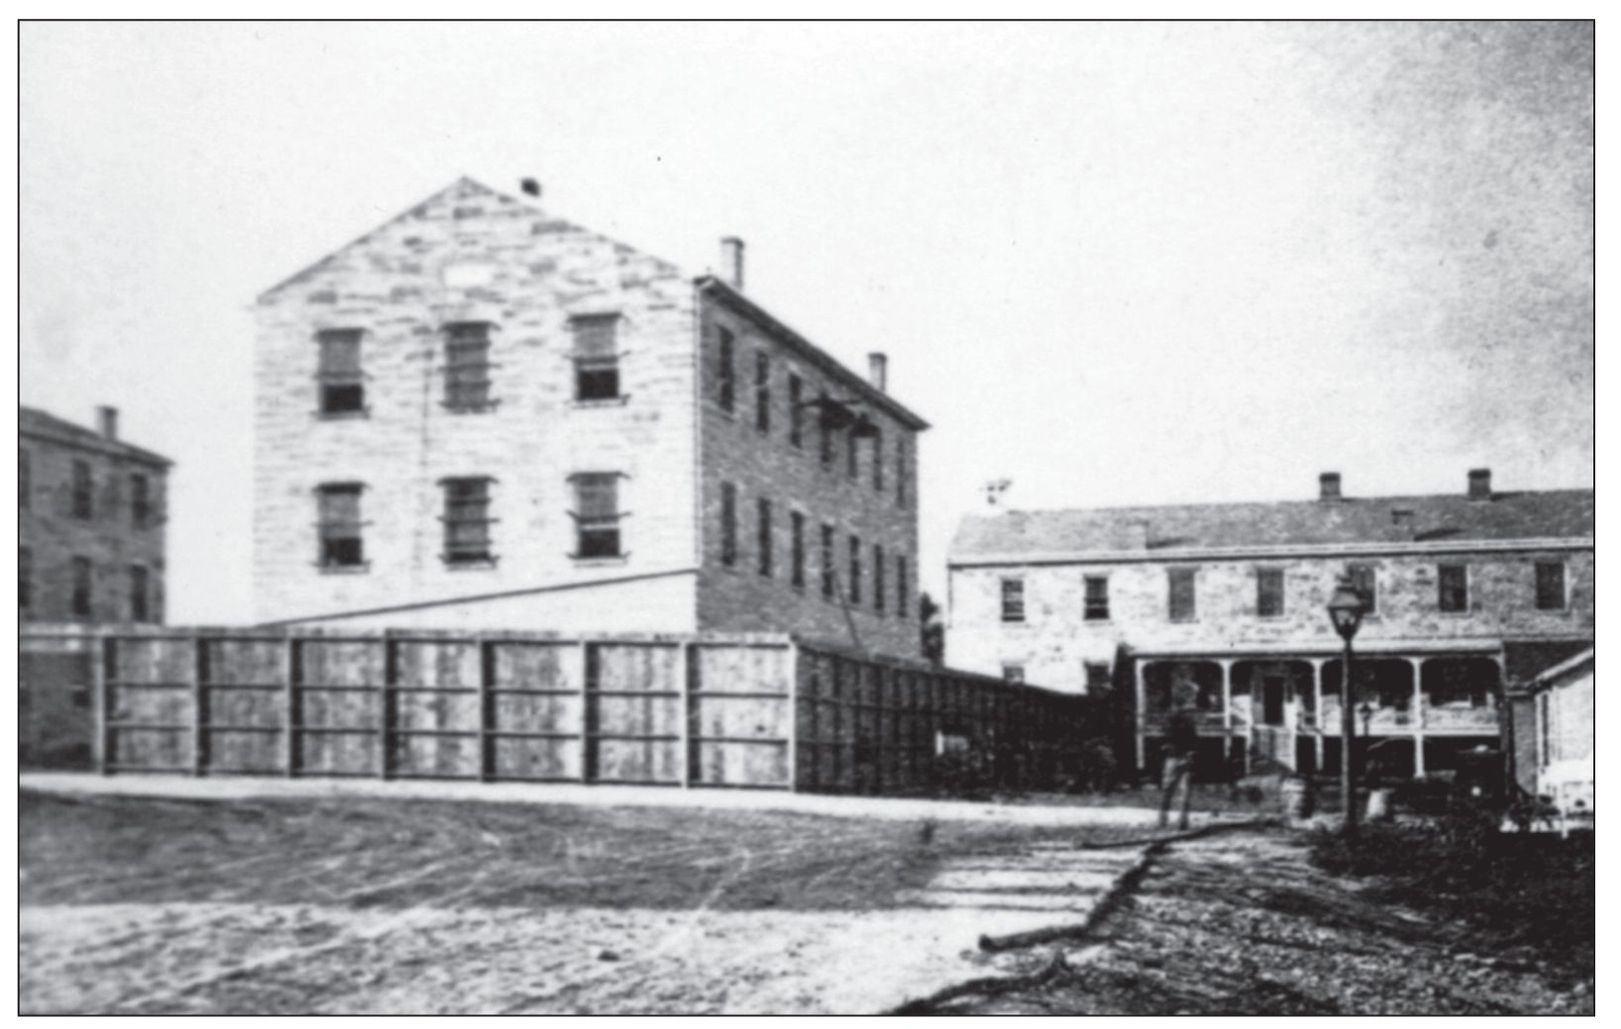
[694,292,922,659]
[947,548,1595,694]
[253,179,700,628]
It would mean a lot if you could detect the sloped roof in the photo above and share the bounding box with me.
[20,407,172,468]
[951,488,1594,562]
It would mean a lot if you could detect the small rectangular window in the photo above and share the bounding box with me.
[1002,664,1025,685]
[788,374,804,448]
[846,428,859,479]
[790,511,806,589]
[1257,567,1285,618]
[129,564,149,623]
[573,473,623,558]
[1438,563,1468,613]
[1347,563,1378,614]
[317,328,365,414]
[755,352,771,432]
[821,523,835,599]
[720,482,738,566]
[1535,561,1567,611]
[717,326,736,412]
[442,477,494,565]
[896,555,909,619]
[896,438,908,508]
[71,556,92,617]
[131,473,151,528]
[819,395,834,467]
[872,427,884,491]
[1168,568,1197,622]
[317,483,366,568]
[1001,578,1025,623]
[848,534,862,604]
[874,544,886,614]
[19,546,31,610]
[19,448,29,510]
[1083,575,1109,621]
[757,497,773,576]
[444,323,494,411]
[1085,662,1111,693]
[72,459,93,519]
[572,314,621,401]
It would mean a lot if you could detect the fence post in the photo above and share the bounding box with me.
[786,641,800,792]
[579,640,594,784]
[381,638,398,780]
[193,637,209,777]
[95,635,114,775]
[478,639,493,783]
[285,637,300,778]
[679,642,694,788]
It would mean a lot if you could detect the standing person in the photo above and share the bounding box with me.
[1159,696,1201,830]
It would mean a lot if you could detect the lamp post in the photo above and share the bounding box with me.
[1328,580,1368,837]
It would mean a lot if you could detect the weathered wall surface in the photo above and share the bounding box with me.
[948,548,1595,693]
[693,291,923,659]
[253,179,699,626]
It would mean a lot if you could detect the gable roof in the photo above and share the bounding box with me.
[951,488,1594,563]
[20,407,172,468]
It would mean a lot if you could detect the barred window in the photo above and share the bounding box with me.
[572,473,624,558]
[444,323,495,411]
[71,556,92,617]
[131,473,151,528]
[316,483,366,568]
[129,564,150,623]
[1535,561,1567,611]
[755,352,771,432]
[848,534,862,605]
[788,374,804,448]
[874,544,886,614]
[1257,567,1285,618]
[72,459,93,519]
[317,328,365,415]
[1084,575,1109,621]
[572,314,621,401]
[1001,578,1025,623]
[717,326,736,412]
[756,497,773,576]
[791,511,806,588]
[442,477,495,565]
[720,482,738,566]
[821,523,835,599]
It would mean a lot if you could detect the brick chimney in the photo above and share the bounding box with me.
[1468,468,1492,501]
[97,405,118,441]
[719,237,745,290]
[1319,472,1342,501]
[519,177,541,198]
[868,353,888,393]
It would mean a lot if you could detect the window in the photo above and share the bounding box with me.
[129,564,150,623]
[821,523,835,599]
[1085,662,1111,693]
[1168,568,1197,622]
[1535,561,1567,611]
[317,328,365,415]
[71,556,92,617]
[1002,664,1025,685]
[20,546,31,611]
[72,459,93,519]
[1083,575,1109,621]
[896,439,907,508]
[316,483,366,569]
[819,396,834,467]
[572,314,621,401]
[1347,563,1378,614]
[788,374,804,448]
[19,448,29,509]
[573,473,624,558]
[444,322,494,411]
[1438,563,1468,613]
[848,535,862,604]
[846,427,859,479]
[790,511,806,588]
[442,477,495,565]
[1001,578,1025,623]
[874,544,886,614]
[755,352,771,432]
[131,473,151,528]
[896,555,909,618]
[872,427,884,491]
[717,326,736,412]
[757,497,773,576]
[1257,567,1285,618]
[720,482,738,566]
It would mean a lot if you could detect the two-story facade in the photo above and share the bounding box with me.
[947,470,1594,777]
[254,177,925,658]
[20,405,170,625]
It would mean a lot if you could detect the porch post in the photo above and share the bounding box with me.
[1310,657,1326,772]
[1219,658,1234,773]
[1408,656,1425,777]
[1134,660,1148,777]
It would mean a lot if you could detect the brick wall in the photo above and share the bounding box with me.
[253,179,700,626]
[20,434,167,625]
[948,548,1595,693]
[693,291,923,659]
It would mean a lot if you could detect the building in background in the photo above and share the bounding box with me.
[253,177,926,658]
[1507,646,1593,826]
[946,470,1593,778]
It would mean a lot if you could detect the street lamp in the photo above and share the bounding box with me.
[1328,580,1368,837]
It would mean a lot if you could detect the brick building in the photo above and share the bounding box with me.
[253,177,925,658]
[946,470,1593,777]
[20,405,170,625]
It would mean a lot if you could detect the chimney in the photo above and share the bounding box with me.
[519,178,541,198]
[868,352,888,393]
[97,405,118,441]
[719,236,745,290]
[1468,468,1492,501]
[1319,472,1342,502]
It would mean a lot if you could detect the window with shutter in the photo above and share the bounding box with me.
[573,473,624,558]
[441,477,495,564]
[317,329,366,415]
[443,323,495,411]
[316,483,366,569]
[572,314,621,401]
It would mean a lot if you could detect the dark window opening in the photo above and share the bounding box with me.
[444,322,495,411]
[1083,575,1109,621]
[442,477,495,564]
[1347,563,1378,614]
[572,314,621,401]
[819,395,834,467]
[1001,578,1025,623]
[788,374,804,448]
[757,497,773,576]
[71,556,92,617]
[717,326,736,412]
[1257,567,1285,617]
[720,482,738,566]
[897,439,907,508]
[1003,664,1025,685]
[872,427,884,491]
[1168,568,1197,622]
[896,555,909,618]
[72,459,93,519]
[790,511,806,588]
[821,524,835,599]
[1535,561,1567,611]
[846,428,859,479]
[317,328,365,414]
[131,473,151,528]
[848,535,862,605]
[1438,563,1468,613]
[874,544,886,614]
[129,564,150,623]
[1085,662,1111,693]
[317,483,365,568]
[755,352,771,432]
[573,473,624,558]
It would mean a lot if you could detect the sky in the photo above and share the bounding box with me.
[19,21,1595,624]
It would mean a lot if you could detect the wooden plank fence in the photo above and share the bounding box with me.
[86,627,1091,794]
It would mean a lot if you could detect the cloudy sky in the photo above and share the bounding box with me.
[20,21,1594,623]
